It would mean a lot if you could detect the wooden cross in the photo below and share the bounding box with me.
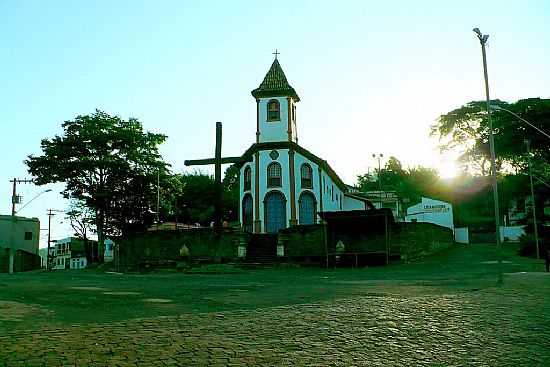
[273,49,280,60]
[184,122,248,233]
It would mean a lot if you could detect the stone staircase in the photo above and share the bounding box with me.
[245,234,278,265]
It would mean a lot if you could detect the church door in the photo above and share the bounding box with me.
[299,192,316,225]
[242,194,253,233]
[264,191,287,233]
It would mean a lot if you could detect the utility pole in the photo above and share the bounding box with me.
[46,209,63,270]
[372,154,384,208]
[525,140,540,259]
[473,28,502,284]
[10,178,33,215]
[372,153,389,264]
[8,178,33,274]
[157,170,160,231]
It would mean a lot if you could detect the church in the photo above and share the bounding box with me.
[236,57,371,234]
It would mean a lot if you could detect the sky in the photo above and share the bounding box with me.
[1,0,549,247]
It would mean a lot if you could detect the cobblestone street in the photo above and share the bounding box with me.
[2,272,550,366]
[2,244,550,366]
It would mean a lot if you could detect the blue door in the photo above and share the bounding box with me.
[299,192,316,225]
[264,191,286,233]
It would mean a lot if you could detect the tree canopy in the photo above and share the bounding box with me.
[159,167,239,226]
[356,156,444,206]
[432,98,550,178]
[26,110,169,250]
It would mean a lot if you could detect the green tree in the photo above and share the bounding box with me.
[167,167,239,226]
[357,156,443,205]
[432,98,550,177]
[26,110,169,256]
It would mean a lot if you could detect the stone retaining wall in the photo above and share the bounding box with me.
[118,228,244,270]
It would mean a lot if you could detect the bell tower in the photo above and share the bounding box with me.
[252,55,300,144]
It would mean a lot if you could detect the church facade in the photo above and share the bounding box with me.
[237,58,370,234]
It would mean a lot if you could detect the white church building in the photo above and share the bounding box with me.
[237,58,371,234]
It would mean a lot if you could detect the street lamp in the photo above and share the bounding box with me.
[524,139,540,259]
[489,105,548,259]
[14,189,52,215]
[490,105,550,140]
[372,153,384,208]
[488,106,549,259]
[473,27,502,284]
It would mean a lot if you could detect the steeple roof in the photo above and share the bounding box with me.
[251,59,300,101]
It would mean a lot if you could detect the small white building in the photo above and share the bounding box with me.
[362,190,403,220]
[52,237,90,270]
[405,197,454,231]
[235,58,371,233]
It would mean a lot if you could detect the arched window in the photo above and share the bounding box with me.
[242,194,253,233]
[243,166,251,191]
[299,191,316,225]
[267,99,280,121]
[267,162,282,187]
[300,163,313,189]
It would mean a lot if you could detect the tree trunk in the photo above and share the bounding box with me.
[96,209,105,263]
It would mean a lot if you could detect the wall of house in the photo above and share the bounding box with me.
[319,170,344,212]
[258,148,291,230]
[70,256,87,269]
[0,248,41,272]
[405,197,454,230]
[0,216,40,255]
[294,152,321,223]
[343,195,368,211]
[239,147,350,231]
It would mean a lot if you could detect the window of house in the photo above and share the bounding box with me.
[24,232,32,240]
[267,99,280,121]
[267,162,282,187]
[243,166,251,191]
[301,164,313,189]
[332,185,334,201]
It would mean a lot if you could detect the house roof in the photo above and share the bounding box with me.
[251,59,300,101]
[236,141,347,192]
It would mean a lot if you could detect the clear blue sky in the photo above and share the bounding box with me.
[1,0,549,246]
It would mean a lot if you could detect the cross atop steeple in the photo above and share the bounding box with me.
[272,49,280,60]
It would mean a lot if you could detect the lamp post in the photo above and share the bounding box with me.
[372,153,389,264]
[46,209,64,270]
[14,189,52,215]
[490,105,550,141]
[488,104,548,260]
[525,140,540,259]
[372,153,384,208]
[473,27,502,284]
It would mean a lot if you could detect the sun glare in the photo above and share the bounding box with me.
[437,159,459,179]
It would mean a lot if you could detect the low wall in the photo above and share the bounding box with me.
[279,225,326,258]
[118,228,243,270]
[393,222,454,262]
[278,222,453,264]
[455,227,469,244]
